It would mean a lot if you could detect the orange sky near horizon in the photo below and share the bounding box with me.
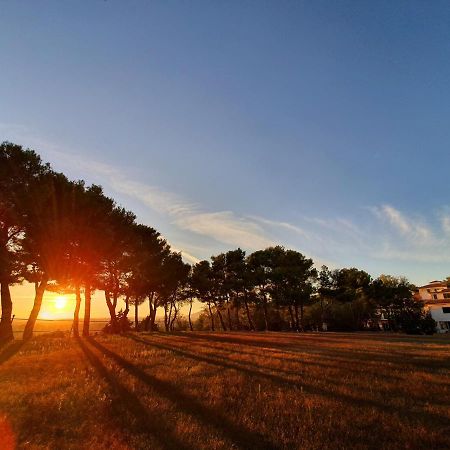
[10,283,115,319]
[10,283,201,321]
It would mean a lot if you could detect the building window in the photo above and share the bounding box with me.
[433,294,438,300]
[444,293,450,299]
[442,307,450,314]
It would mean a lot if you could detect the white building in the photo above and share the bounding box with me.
[416,280,450,333]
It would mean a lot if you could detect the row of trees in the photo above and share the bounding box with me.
[0,142,190,342]
[189,251,435,334]
[0,142,434,343]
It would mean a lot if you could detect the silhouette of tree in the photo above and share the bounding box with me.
[213,248,254,331]
[124,224,170,331]
[97,206,136,333]
[247,247,284,331]
[22,173,80,340]
[223,249,247,330]
[71,185,118,337]
[370,275,419,331]
[191,261,216,331]
[0,142,50,342]
[271,249,316,331]
[0,141,435,339]
[210,254,228,331]
[158,252,190,332]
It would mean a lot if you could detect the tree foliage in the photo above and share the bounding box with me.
[0,142,437,339]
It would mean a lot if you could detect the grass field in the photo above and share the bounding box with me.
[0,332,449,450]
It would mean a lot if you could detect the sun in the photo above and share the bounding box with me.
[54,296,67,310]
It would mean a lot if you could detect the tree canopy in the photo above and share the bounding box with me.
[0,142,434,340]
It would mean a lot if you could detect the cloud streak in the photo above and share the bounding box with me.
[44,148,284,254]
[32,148,450,266]
[367,204,450,262]
[174,211,275,250]
[3,124,450,274]
[374,205,433,244]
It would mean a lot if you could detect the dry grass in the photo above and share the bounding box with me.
[0,331,449,449]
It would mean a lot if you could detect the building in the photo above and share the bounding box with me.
[416,280,450,333]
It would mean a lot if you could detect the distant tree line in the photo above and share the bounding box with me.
[0,142,435,343]
[189,251,435,334]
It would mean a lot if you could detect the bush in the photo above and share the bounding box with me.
[252,307,290,331]
[103,310,132,334]
[193,311,212,331]
[402,311,436,335]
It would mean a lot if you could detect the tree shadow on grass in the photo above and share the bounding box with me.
[149,334,406,382]
[77,338,190,450]
[126,334,450,430]
[0,341,24,366]
[136,333,355,379]
[143,334,409,385]
[168,332,450,374]
[87,337,276,450]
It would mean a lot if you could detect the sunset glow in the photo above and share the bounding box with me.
[54,296,67,310]
[38,295,73,320]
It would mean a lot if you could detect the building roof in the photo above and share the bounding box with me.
[418,280,447,289]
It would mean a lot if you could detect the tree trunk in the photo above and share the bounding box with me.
[134,299,139,330]
[226,299,232,330]
[119,295,130,331]
[234,301,240,331]
[243,292,254,331]
[168,302,173,330]
[105,290,118,333]
[149,302,157,332]
[170,303,178,331]
[164,303,169,332]
[82,285,90,337]
[320,297,324,332]
[294,305,300,332]
[288,305,296,331]
[23,277,48,341]
[147,303,153,332]
[300,302,305,332]
[216,304,227,331]
[147,293,154,331]
[0,281,14,343]
[207,301,215,331]
[83,283,91,337]
[73,284,81,337]
[112,291,118,310]
[188,299,193,331]
[262,300,269,331]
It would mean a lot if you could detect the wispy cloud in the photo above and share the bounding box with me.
[441,215,450,236]
[170,247,201,265]
[174,211,275,250]
[3,124,450,274]
[33,146,450,266]
[249,215,310,239]
[373,204,433,244]
[37,146,286,255]
[50,151,198,216]
[367,204,450,262]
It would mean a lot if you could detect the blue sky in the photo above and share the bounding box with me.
[2,0,450,288]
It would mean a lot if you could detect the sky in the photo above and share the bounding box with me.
[1,1,450,318]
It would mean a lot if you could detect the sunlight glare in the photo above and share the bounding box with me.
[54,296,67,310]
